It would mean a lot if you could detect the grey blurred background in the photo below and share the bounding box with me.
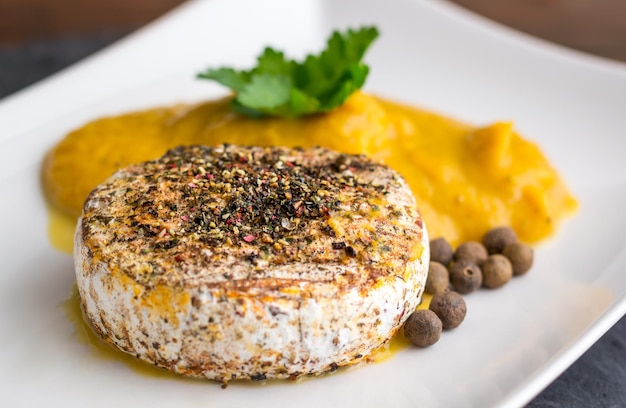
[1,0,625,61]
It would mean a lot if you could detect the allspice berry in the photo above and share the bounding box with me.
[404,309,443,347]
[425,261,449,294]
[429,291,466,329]
[454,241,488,265]
[430,238,453,266]
[481,254,513,288]
[483,227,518,254]
[449,260,482,294]
[503,242,534,276]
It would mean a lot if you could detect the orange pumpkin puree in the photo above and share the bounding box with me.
[42,92,576,246]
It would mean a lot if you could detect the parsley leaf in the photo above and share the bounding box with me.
[197,26,379,118]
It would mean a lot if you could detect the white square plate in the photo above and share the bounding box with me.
[1,0,625,407]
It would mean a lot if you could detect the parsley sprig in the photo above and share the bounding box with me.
[197,26,379,118]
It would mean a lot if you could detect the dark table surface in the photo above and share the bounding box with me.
[1,33,625,408]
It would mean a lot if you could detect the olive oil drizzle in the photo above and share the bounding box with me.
[62,285,196,380]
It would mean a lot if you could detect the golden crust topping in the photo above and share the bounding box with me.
[81,145,424,291]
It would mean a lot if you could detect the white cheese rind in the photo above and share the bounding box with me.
[75,224,428,380]
[74,145,430,382]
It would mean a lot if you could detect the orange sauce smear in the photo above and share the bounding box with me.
[43,92,577,247]
[46,91,577,381]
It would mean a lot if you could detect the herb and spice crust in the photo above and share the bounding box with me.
[75,144,428,382]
